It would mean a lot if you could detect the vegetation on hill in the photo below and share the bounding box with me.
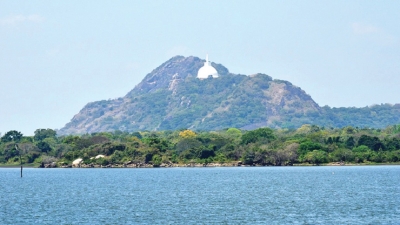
[2,125,400,167]
[59,56,400,135]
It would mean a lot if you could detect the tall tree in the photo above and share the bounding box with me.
[34,129,57,142]
[1,130,23,142]
[241,127,275,144]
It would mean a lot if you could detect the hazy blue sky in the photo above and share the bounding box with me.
[1,0,399,135]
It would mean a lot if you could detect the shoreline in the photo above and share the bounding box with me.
[1,161,400,168]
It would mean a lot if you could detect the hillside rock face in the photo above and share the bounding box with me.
[126,56,229,96]
[58,56,400,135]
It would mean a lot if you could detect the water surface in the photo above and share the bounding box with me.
[1,166,399,224]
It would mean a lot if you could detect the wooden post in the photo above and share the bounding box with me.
[20,154,23,178]
[16,144,22,178]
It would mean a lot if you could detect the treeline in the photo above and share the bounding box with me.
[1,125,400,167]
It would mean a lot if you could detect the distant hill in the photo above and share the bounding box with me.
[58,56,400,135]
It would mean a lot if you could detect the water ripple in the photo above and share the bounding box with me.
[1,166,399,224]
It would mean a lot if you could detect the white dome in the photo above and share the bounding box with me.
[197,55,218,79]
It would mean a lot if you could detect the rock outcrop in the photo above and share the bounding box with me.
[72,158,83,167]
[58,56,400,135]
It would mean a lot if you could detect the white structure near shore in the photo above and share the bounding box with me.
[197,54,218,79]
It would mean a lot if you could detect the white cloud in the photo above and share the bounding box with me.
[351,22,379,35]
[0,14,45,26]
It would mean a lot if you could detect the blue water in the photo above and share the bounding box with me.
[1,166,399,224]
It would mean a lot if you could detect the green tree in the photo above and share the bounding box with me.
[241,127,275,144]
[197,146,215,159]
[2,143,20,161]
[384,137,400,151]
[357,135,384,151]
[298,141,322,156]
[143,133,170,152]
[152,154,162,166]
[176,138,202,153]
[331,148,354,162]
[34,129,57,142]
[36,141,52,153]
[241,150,255,165]
[226,128,242,139]
[353,145,370,153]
[345,137,355,149]
[386,150,400,162]
[304,150,327,165]
[1,130,23,142]
[273,143,299,166]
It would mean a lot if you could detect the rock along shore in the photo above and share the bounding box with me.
[63,161,245,168]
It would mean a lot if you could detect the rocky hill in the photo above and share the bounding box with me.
[58,56,400,135]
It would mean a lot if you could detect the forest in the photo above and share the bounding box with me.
[1,124,400,168]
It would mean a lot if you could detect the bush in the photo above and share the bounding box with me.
[96,157,110,166]
[241,128,275,144]
[152,154,162,167]
[303,150,328,165]
[352,145,370,153]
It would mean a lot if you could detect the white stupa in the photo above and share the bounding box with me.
[197,54,218,79]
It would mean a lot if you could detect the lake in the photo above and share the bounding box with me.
[1,166,399,224]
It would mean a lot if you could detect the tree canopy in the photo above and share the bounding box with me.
[1,130,23,143]
[1,124,400,166]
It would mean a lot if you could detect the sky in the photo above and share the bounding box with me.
[1,0,399,136]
